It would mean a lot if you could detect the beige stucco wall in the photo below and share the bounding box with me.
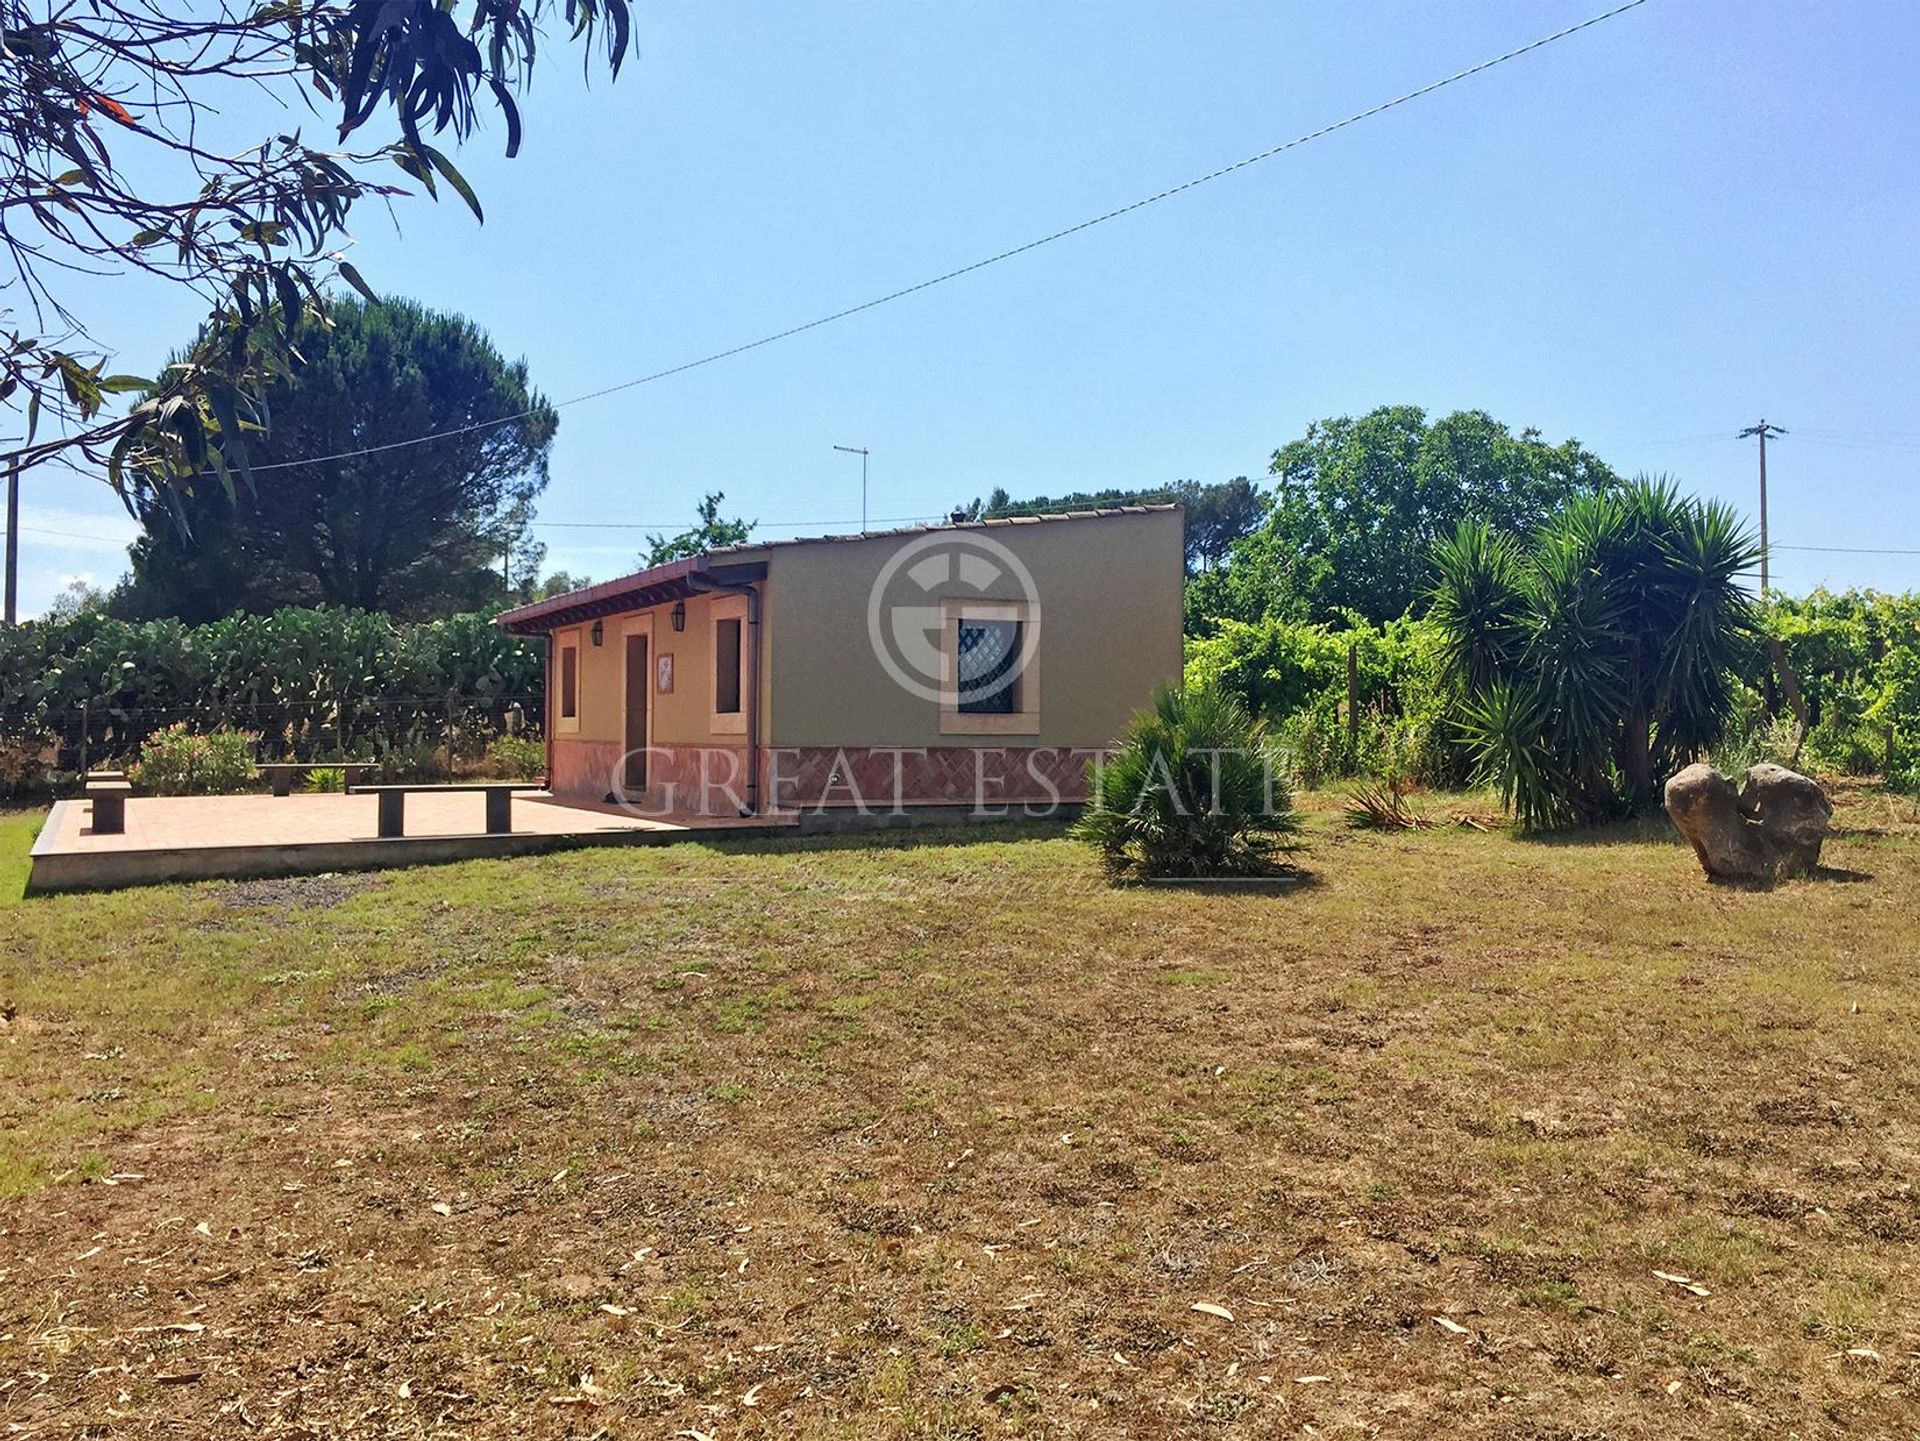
[551,588,772,748]
[755,508,1182,749]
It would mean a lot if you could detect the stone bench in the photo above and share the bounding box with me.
[84,778,133,835]
[353,783,544,838]
[257,761,373,797]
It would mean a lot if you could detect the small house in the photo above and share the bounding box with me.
[495,505,1183,817]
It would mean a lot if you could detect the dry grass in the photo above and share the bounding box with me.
[2,792,1919,1438]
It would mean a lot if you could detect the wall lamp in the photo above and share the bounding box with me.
[589,619,604,647]
[670,600,687,632]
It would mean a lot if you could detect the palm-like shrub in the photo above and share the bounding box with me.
[1073,682,1296,878]
[1432,478,1759,828]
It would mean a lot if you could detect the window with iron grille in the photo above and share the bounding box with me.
[956,618,1022,714]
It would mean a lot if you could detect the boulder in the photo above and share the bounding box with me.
[1739,763,1833,874]
[1665,761,1833,883]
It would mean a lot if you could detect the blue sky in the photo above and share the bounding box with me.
[11,0,1919,614]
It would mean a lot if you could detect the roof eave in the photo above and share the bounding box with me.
[495,555,768,635]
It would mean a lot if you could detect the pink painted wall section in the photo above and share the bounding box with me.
[547,739,754,815]
[547,740,1098,815]
[548,738,626,801]
[766,745,1094,810]
[647,745,753,815]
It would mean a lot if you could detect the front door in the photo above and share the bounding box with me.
[624,633,648,790]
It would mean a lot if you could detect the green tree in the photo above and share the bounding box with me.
[1195,407,1620,629]
[42,577,107,621]
[1432,478,1759,828]
[533,571,594,601]
[493,494,547,599]
[959,484,1164,520]
[1175,477,1268,571]
[0,0,629,502]
[117,297,556,622]
[644,493,756,566]
[953,479,1265,573]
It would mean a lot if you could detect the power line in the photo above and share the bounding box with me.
[3,522,137,544]
[1794,427,1920,443]
[1774,544,1920,556]
[1791,434,1920,453]
[2,512,949,544]
[529,512,940,531]
[1616,429,1919,455]
[18,523,1920,561]
[221,0,1652,477]
[1614,432,1739,452]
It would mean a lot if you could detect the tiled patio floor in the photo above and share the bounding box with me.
[28,790,794,893]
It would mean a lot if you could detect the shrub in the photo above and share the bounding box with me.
[1185,613,1472,790]
[1712,710,1803,775]
[1376,711,1458,789]
[0,603,544,772]
[485,732,546,781]
[129,724,258,795]
[1803,719,1888,777]
[300,766,349,793]
[374,738,446,784]
[1073,682,1295,879]
[0,730,50,801]
[1761,589,1919,779]
[1270,693,1348,790]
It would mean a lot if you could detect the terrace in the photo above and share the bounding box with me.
[26,789,794,893]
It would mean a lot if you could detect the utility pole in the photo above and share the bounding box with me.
[3,458,18,626]
[833,445,870,532]
[1738,419,1786,595]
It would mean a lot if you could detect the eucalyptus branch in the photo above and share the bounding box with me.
[0,0,630,507]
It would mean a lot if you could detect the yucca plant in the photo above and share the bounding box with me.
[1433,477,1760,829]
[1073,682,1296,879]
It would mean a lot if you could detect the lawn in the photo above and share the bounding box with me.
[0,811,38,904]
[2,793,1918,1438]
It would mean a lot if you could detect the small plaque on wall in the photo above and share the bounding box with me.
[656,652,675,694]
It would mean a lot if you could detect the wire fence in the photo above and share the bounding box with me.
[2,694,544,782]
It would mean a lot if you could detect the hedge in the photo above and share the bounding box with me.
[0,605,543,772]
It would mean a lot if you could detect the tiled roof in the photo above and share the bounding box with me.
[704,502,1178,556]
